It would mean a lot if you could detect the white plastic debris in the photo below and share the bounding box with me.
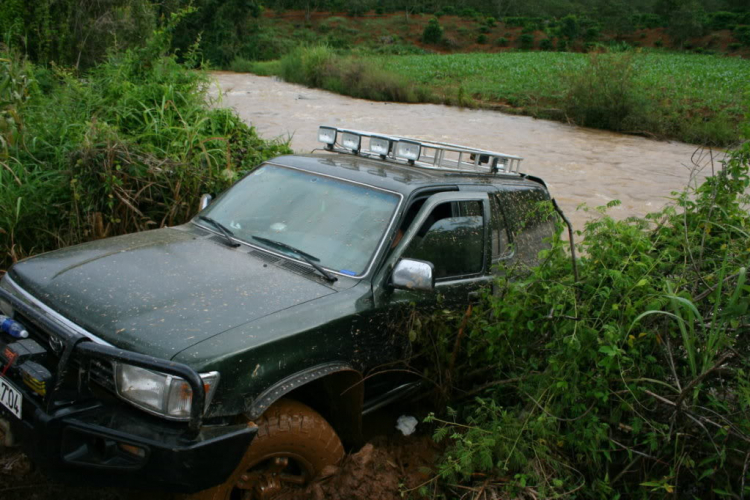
[395,415,418,436]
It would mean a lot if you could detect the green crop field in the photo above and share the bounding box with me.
[374,51,750,114]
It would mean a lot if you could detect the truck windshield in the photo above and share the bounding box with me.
[198,165,400,276]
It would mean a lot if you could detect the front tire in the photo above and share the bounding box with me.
[187,398,344,500]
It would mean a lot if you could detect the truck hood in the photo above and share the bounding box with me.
[8,227,339,360]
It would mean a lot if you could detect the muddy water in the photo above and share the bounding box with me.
[212,71,721,230]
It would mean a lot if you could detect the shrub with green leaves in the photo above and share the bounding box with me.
[412,141,750,498]
[495,37,509,47]
[539,38,554,50]
[734,25,750,46]
[519,33,534,49]
[707,11,738,31]
[423,18,444,45]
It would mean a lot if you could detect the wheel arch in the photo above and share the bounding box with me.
[245,362,364,446]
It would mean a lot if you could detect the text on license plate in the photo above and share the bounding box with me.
[0,378,22,419]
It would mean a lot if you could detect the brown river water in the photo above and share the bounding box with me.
[212,71,723,231]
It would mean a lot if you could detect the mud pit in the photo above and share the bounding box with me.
[0,406,439,500]
[0,73,726,499]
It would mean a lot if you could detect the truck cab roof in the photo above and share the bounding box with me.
[269,154,548,197]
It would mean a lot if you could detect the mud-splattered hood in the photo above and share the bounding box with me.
[8,226,341,360]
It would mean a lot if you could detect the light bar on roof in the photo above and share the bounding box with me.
[394,140,421,163]
[341,131,361,153]
[369,136,391,158]
[315,125,524,175]
[318,126,337,148]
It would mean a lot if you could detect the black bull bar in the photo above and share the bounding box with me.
[0,285,206,434]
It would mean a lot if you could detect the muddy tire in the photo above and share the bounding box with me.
[186,398,344,500]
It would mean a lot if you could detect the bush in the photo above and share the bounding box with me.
[0,40,290,269]
[228,56,255,72]
[584,25,601,41]
[655,38,664,47]
[557,38,568,51]
[519,33,534,49]
[539,38,554,50]
[459,8,479,19]
[485,17,497,27]
[495,37,509,47]
[728,42,742,51]
[277,46,433,104]
[442,5,456,15]
[707,11,738,30]
[0,0,157,68]
[476,34,487,44]
[560,14,580,39]
[735,25,750,46]
[504,17,526,27]
[479,25,490,34]
[417,145,750,499]
[633,13,664,28]
[423,18,444,44]
[562,53,645,131]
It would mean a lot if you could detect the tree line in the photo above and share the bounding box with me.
[1,0,748,68]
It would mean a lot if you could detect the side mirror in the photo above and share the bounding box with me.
[199,194,213,211]
[391,259,435,292]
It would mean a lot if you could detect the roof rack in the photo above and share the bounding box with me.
[317,126,523,175]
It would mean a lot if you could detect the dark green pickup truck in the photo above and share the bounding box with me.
[0,127,557,499]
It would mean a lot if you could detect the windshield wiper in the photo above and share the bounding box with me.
[198,216,240,248]
[251,235,338,283]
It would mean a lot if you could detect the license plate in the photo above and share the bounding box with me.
[0,378,22,419]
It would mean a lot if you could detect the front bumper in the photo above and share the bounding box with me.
[0,280,256,493]
[1,394,256,492]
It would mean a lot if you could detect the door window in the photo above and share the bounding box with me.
[403,201,485,280]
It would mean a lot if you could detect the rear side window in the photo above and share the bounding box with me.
[500,187,551,234]
[498,186,554,265]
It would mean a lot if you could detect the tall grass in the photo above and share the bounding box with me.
[262,45,435,104]
[0,34,290,270]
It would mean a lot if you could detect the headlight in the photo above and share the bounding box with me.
[114,363,219,420]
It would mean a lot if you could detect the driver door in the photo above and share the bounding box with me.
[358,192,491,408]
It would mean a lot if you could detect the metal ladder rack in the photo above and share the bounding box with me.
[318,126,524,175]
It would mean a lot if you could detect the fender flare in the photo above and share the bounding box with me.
[246,362,362,420]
